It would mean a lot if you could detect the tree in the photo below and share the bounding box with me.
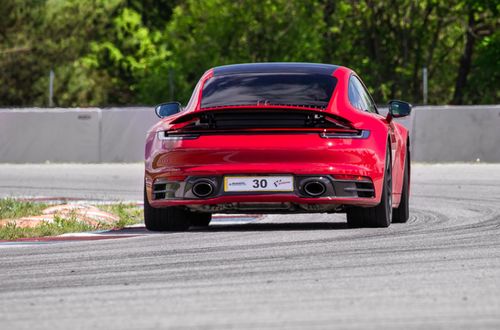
[0,0,46,106]
[1,0,499,106]
[165,0,326,103]
[451,0,500,104]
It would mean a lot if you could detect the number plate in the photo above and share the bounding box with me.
[224,176,294,192]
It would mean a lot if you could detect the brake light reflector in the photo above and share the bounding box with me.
[333,174,370,181]
[157,131,199,140]
[320,130,370,139]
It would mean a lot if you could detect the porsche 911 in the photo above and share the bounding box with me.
[144,63,411,231]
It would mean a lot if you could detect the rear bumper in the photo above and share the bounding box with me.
[149,193,378,213]
[146,171,381,211]
[153,171,373,193]
[149,193,378,206]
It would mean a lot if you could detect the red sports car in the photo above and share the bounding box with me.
[144,63,411,231]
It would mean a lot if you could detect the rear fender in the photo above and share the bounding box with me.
[392,124,409,206]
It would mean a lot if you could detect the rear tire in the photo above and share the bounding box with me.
[144,186,191,231]
[190,213,212,227]
[393,149,410,223]
[347,144,393,228]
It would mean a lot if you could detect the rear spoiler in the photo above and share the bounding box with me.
[168,107,353,132]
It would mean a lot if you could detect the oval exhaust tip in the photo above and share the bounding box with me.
[192,181,215,198]
[303,181,326,197]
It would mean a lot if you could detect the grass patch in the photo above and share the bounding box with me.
[0,215,96,240]
[0,199,143,241]
[99,203,143,228]
[0,198,48,219]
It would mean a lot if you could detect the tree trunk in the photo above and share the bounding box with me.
[451,9,476,105]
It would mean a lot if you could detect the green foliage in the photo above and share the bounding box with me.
[0,0,499,106]
[466,31,500,104]
[78,7,173,104]
[0,0,46,106]
[166,0,326,102]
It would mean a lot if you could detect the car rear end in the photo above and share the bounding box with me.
[145,64,386,214]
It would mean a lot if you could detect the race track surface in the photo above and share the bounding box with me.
[1,163,500,329]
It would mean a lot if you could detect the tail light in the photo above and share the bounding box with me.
[333,174,370,181]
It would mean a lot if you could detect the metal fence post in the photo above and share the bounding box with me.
[49,69,54,107]
[423,67,428,105]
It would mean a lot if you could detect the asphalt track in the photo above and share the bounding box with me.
[1,163,500,329]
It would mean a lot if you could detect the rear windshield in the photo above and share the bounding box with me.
[201,73,337,109]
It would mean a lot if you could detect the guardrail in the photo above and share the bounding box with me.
[1,105,499,163]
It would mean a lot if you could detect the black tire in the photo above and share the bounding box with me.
[346,143,393,228]
[144,186,191,231]
[392,148,410,223]
[190,213,212,227]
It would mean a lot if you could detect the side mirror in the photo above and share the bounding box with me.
[155,102,182,118]
[388,100,412,118]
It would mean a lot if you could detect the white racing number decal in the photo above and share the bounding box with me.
[224,176,294,192]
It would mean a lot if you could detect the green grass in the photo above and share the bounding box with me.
[99,203,143,228]
[0,215,96,240]
[0,199,143,241]
[0,198,48,219]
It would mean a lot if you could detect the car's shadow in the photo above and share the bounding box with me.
[113,221,350,235]
[192,222,349,232]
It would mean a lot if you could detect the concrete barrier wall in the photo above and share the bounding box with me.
[0,108,101,163]
[0,107,158,163]
[1,105,499,163]
[411,105,500,162]
[100,107,158,162]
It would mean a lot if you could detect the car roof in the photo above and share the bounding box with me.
[213,62,340,76]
